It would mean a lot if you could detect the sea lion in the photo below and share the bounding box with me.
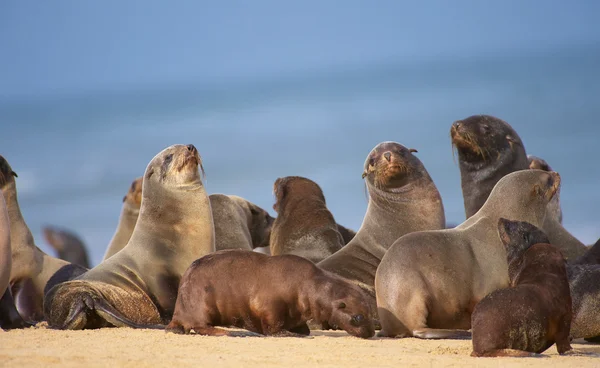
[317,142,445,315]
[451,115,587,260]
[44,144,215,330]
[270,176,345,263]
[573,237,600,265]
[42,226,91,268]
[471,218,572,357]
[0,155,87,323]
[528,154,563,224]
[166,249,375,338]
[0,191,10,307]
[375,169,559,339]
[210,194,274,251]
[102,177,142,261]
[336,224,356,244]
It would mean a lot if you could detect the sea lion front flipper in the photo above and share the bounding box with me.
[191,326,262,337]
[584,336,600,344]
[92,297,165,330]
[412,328,471,340]
[470,349,543,358]
[270,330,314,338]
[0,289,33,330]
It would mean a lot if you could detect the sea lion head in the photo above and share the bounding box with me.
[42,226,68,252]
[362,141,422,191]
[229,195,274,248]
[327,281,375,339]
[272,176,326,212]
[451,115,524,167]
[143,144,204,191]
[0,155,18,190]
[527,155,552,171]
[497,217,550,283]
[123,177,143,208]
[484,169,560,226]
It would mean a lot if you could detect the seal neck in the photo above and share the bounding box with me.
[2,184,36,255]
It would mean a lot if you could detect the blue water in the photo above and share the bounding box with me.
[2,45,599,266]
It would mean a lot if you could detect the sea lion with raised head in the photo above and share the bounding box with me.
[451,115,587,260]
[317,142,445,316]
[210,194,274,251]
[42,226,91,268]
[102,177,142,261]
[0,155,87,324]
[270,176,345,263]
[471,218,572,357]
[166,249,375,339]
[44,144,215,330]
[375,169,560,339]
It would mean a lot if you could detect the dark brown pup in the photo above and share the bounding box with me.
[270,176,345,263]
[471,218,572,357]
[166,249,375,339]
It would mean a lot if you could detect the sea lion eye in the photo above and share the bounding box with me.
[350,314,365,326]
[164,154,173,165]
[369,158,375,166]
[338,302,346,309]
[522,233,529,243]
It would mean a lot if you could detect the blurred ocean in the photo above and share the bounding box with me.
[1,44,599,266]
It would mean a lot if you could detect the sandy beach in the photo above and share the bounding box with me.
[1,324,598,367]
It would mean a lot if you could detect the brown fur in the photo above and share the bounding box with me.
[528,155,563,225]
[42,226,91,268]
[270,176,344,263]
[166,250,375,338]
[376,170,560,339]
[471,218,572,357]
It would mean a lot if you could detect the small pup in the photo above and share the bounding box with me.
[166,249,375,338]
[471,218,572,357]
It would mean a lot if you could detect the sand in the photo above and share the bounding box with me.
[1,324,599,367]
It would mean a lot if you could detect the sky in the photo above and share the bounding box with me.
[1,1,599,99]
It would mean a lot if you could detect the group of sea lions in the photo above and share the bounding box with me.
[1,115,599,358]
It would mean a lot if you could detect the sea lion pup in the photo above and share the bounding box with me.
[317,142,445,316]
[44,144,215,330]
[0,155,87,323]
[451,115,587,260]
[102,177,142,261]
[42,226,91,268]
[210,194,274,251]
[376,169,560,339]
[270,176,345,263]
[528,154,563,224]
[471,218,572,357]
[166,249,375,339]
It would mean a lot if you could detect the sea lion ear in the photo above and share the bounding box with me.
[11,171,17,178]
[409,148,418,153]
[361,171,367,179]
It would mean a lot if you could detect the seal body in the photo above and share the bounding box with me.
[166,250,375,338]
[102,177,142,261]
[0,155,76,323]
[270,176,345,263]
[43,226,91,268]
[376,170,560,339]
[317,142,445,306]
[471,218,572,357]
[451,115,587,260]
[0,193,10,305]
[211,194,274,251]
[44,144,216,330]
[567,264,600,340]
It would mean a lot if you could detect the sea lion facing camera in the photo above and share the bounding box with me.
[270,176,345,263]
[102,177,142,261]
[471,218,572,357]
[451,115,587,260]
[0,155,87,323]
[44,144,215,330]
[166,250,375,339]
[376,169,560,339]
[43,226,91,268]
[210,194,274,251]
[317,142,445,310]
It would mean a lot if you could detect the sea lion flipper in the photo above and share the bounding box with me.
[412,328,471,340]
[470,349,542,358]
[191,326,262,337]
[92,297,165,330]
[0,289,33,330]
